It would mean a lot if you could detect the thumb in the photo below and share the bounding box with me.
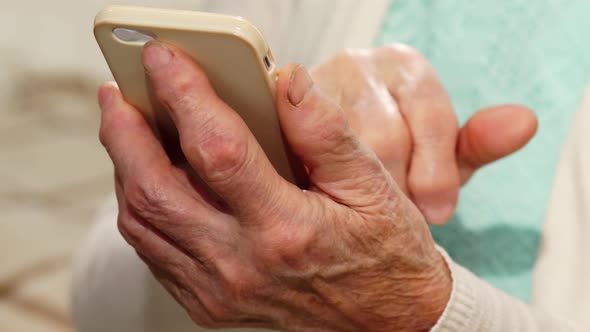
[275,64,395,205]
[458,105,538,184]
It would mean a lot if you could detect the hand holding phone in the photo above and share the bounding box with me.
[94,6,306,187]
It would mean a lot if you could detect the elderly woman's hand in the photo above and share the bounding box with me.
[310,45,537,224]
[98,41,453,331]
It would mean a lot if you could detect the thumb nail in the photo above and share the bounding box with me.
[288,65,314,106]
[143,41,172,73]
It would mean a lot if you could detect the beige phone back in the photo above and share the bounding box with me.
[94,6,306,187]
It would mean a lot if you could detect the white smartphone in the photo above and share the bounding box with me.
[94,6,307,187]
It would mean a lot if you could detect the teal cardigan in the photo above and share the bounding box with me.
[376,0,590,301]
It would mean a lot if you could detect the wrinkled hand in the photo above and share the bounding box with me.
[310,45,538,223]
[98,41,453,331]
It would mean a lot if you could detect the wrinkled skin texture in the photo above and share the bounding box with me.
[98,42,537,331]
[309,45,538,223]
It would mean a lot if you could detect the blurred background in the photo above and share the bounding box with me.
[1,0,587,331]
[0,1,207,330]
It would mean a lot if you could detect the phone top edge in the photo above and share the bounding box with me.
[94,5,270,56]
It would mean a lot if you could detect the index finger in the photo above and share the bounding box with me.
[378,45,460,224]
[141,41,298,219]
[98,82,171,182]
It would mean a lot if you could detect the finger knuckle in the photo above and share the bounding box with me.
[380,43,424,63]
[168,87,211,116]
[124,171,173,220]
[276,228,319,272]
[185,297,223,328]
[174,72,206,96]
[204,301,234,325]
[379,43,435,79]
[368,132,412,164]
[194,126,251,184]
[260,214,321,273]
[166,91,254,185]
[312,49,369,84]
[159,62,211,105]
[116,213,139,244]
[160,272,231,329]
[184,290,231,328]
[331,50,370,73]
[334,49,363,63]
[215,261,263,305]
[409,171,458,197]
[416,129,458,148]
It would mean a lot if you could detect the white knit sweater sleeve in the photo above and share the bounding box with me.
[431,248,584,332]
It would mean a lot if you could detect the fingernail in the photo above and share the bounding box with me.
[98,83,115,110]
[419,201,455,224]
[288,65,314,106]
[143,41,172,72]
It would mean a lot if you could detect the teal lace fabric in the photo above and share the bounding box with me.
[376,0,590,301]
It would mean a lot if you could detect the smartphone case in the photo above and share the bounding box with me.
[94,6,306,187]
